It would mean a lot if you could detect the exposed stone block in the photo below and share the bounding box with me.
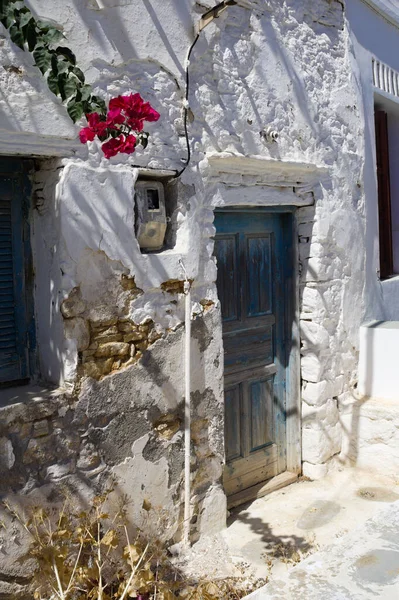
[60,287,86,318]
[148,328,162,343]
[65,317,90,351]
[77,442,101,471]
[123,331,145,342]
[93,326,123,343]
[154,414,181,440]
[23,436,55,465]
[302,461,328,480]
[45,462,74,481]
[301,353,323,382]
[198,485,226,536]
[118,321,136,333]
[302,421,342,464]
[91,317,118,327]
[135,341,148,352]
[83,361,103,379]
[302,398,339,425]
[302,380,332,406]
[161,279,186,294]
[0,437,15,470]
[100,357,115,375]
[332,374,345,397]
[94,342,130,358]
[300,320,330,350]
[32,419,49,438]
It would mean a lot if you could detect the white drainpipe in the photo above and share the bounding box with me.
[179,259,192,546]
[183,279,192,545]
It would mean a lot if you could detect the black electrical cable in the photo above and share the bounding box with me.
[174,1,238,179]
[174,33,200,179]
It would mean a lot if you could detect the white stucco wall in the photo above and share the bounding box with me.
[2,1,399,543]
[22,0,370,473]
[347,0,399,320]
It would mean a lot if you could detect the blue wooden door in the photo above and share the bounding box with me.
[0,161,31,384]
[214,210,293,504]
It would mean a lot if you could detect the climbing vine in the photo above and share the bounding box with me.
[0,0,160,158]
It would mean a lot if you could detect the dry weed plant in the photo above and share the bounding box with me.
[3,489,264,600]
[265,532,319,569]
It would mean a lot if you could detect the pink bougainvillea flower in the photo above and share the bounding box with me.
[101,134,136,159]
[109,93,160,128]
[79,112,109,143]
[121,134,137,154]
[106,106,125,125]
[126,117,145,132]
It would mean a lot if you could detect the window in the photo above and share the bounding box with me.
[374,98,399,278]
[0,159,34,386]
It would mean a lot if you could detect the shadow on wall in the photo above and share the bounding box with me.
[70,0,194,75]
[298,194,369,475]
[71,0,345,157]
[185,0,345,155]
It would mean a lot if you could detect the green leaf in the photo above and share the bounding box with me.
[138,131,149,149]
[0,15,13,29]
[55,46,76,65]
[33,45,52,74]
[17,7,32,29]
[80,84,91,102]
[58,73,77,101]
[47,71,60,96]
[67,100,83,123]
[0,1,17,28]
[91,96,107,115]
[9,23,24,49]
[82,100,92,114]
[56,57,69,74]
[36,21,64,45]
[43,28,63,45]
[51,52,58,74]
[72,66,85,83]
[64,76,77,100]
[25,21,37,51]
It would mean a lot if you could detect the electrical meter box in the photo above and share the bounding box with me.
[135,181,167,251]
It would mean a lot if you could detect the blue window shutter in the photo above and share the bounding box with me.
[0,173,28,383]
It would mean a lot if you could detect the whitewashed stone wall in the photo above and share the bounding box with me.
[1,0,395,593]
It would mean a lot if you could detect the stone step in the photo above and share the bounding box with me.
[340,395,399,478]
[358,320,399,399]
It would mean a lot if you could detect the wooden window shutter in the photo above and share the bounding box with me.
[0,171,29,384]
[375,110,393,279]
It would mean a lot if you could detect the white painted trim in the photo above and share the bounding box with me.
[211,184,314,207]
[0,132,82,157]
[286,213,302,475]
[361,0,399,29]
[372,56,399,101]
[206,153,328,187]
[374,87,399,107]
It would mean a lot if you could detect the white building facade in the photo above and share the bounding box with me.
[1,0,399,593]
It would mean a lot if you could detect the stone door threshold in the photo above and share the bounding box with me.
[227,471,299,509]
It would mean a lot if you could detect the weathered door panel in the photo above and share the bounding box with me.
[214,210,292,501]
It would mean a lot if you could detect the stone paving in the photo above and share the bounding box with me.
[244,499,399,599]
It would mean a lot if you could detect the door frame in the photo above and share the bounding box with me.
[215,206,302,498]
